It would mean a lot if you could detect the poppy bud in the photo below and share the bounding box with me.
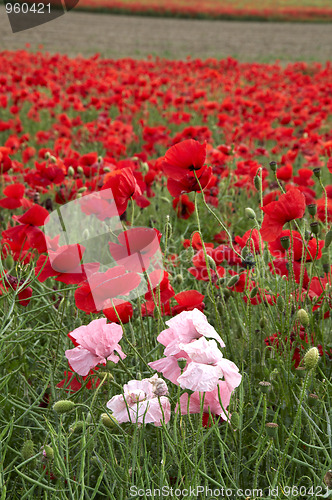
[42,445,54,460]
[227,275,240,288]
[259,316,267,329]
[45,151,51,159]
[313,168,321,179]
[78,187,87,193]
[21,440,35,461]
[276,295,285,312]
[98,156,103,164]
[254,174,261,191]
[53,400,75,415]
[50,155,57,164]
[177,358,187,371]
[307,204,317,216]
[325,230,332,249]
[77,166,84,175]
[101,413,118,428]
[67,166,75,178]
[206,255,217,270]
[259,381,271,394]
[70,421,84,434]
[5,254,14,270]
[174,274,184,285]
[250,287,258,298]
[265,422,278,438]
[269,161,277,172]
[245,207,256,220]
[303,347,320,370]
[280,236,290,250]
[310,222,319,235]
[230,411,240,430]
[103,167,111,172]
[296,309,309,327]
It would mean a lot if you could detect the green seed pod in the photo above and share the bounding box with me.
[276,295,285,312]
[325,230,332,249]
[21,440,35,461]
[280,236,290,250]
[303,347,320,371]
[259,381,271,394]
[245,207,256,220]
[227,275,240,288]
[296,308,310,327]
[308,393,320,408]
[307,204,317,216]
[53,400,75,415]
[250,287,258,299]
[101,413,118,428]
[310,222,319,235]
[269,161,277,172]
[177,358,187,371]
[313,167,321,178]
[265,422,278,438]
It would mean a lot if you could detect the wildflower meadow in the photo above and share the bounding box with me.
[0,47,331,499]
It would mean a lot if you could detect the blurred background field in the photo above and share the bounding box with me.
[63,0,332,22]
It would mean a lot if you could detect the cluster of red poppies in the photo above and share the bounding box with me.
[0,51,331,373]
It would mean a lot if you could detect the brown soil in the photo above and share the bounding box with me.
[0,7,331,61]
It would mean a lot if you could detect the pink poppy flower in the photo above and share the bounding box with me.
[107,377,170,426]
[178,381,233,421]
[65,318,126,376]
[177,337,242,392]
[157,308,224,356]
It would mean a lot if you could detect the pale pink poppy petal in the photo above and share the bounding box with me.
[148,356,182,385]
[180,337,223,364]
[177,362,223,392]
[217,358,242,392]
[178,381,232,420]
[65,347,103,376]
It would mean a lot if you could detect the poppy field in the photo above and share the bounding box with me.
[0,50,332,498]
[26,0,332,22]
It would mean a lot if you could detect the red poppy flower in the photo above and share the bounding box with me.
[260,188,306,242]
[35,244,100,284]
[172,195,195,219]
[2,204,49,254]
[57,370,100,392]
[108,227,162,273]
[103,300,133,324]
[102,168,142,216]
[74,266,141,313]
[268,230,324,262]
[0,147,12,174]
[0,183,25,209]
[162,139,206,180]
[0,273,32,306]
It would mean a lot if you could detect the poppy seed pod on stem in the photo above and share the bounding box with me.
[307,204,317,216]
[303,347,320,371]
[296,309,309,327]
[269,161,277,172]
[53,400,75,415]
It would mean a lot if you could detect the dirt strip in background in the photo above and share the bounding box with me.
[0,6,332,61]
